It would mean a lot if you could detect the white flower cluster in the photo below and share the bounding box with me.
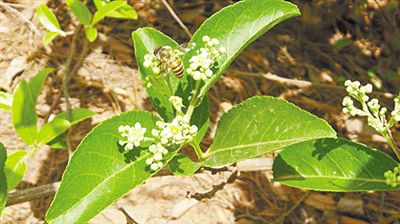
[169,96,184,112]
[384,164,400,187]
[118,122,147,151]
[118,97,198,171]
[342,80,399,133]
[186,36,225,81]
[153,115,198,146]
[146,143,168,171]
[143,53,161,75]
[391,96,400,123]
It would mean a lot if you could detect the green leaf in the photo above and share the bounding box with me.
[94,0,137,20]
[46,111,180,223]
[85,26,98,42]
[12,80,37,145]
[37,119,71,145]
[203,96,336,167]
[132,27,180,121]
[0,143,7,215]
[43,32,60,45]
[36,4,65,35]
[91,1,126,25]
[66,0,92,25]
[40,108,96,146]
[4,150,27,191]
[273,138,400,192]
[168,154,201,176]
[0,91,12,111]
[47,134,67,149]
[28,67,54,103]
[182,0,300,96]
[52,108,96,125]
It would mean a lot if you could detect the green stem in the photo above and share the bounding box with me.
[185,80,201,118]
[165,76,174,96]
[383,130,400,161]
[190,142,204,161]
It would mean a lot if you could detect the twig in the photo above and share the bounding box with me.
[6,158,273,206]
[6,182,60,206]
[232,70,395,99]
[117,205,139,224]
[0,1,40,34]
[160,0,192,38]
[271,191,310,224]
[188,167,238,201]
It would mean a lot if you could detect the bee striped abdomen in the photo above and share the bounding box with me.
[170,55,184,77]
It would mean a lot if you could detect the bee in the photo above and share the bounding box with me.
[154,43,195,78]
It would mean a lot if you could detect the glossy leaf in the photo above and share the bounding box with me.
[43,32,60,45]
[85,26,98,42]
[94,0,137,20]
[203,96,336,166]
[12,80,37,145]
[66,0,92,25]
[44,108,96,147]
[168,154,201,176]
[132,27,179,121]
[28,67,54,103]
[181,0,300,96]
[273,138,400,191]
[0,143,7,215]
[4,150,27,191]
[37,119,71,145]
[91,1,125,25]
[36,4,65,35]
[46,111,180,223]
[52,108,96,125]
[0,91,12,111]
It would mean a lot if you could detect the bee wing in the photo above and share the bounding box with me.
[175,42,196,54]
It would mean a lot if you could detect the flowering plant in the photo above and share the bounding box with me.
[42,1,399,223]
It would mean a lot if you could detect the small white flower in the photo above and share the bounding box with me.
[153,152,163,161]
[150,163,160,171]
[146,157,153,165]
[118,122,147,150]
[169,96,184,112]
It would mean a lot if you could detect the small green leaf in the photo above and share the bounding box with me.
[0,143,7,215]
[0,91,12,111]
[66,0,92,25]
[36,4,65,35]
[91,1,126,25]
[4,150,27,191]
[28,67,54,103]
[46,111,181,223]
[273,138,400,192]
[37,119,71,145]
[85,26,98,42]
[168,154,201,176]
[43,32,60,45]
[181,0,300,97]
[132,27,179,121]
[12,80,37,145]
[42,108,96,146]
[52,108,96,125]
[94,0,137,20]
[203,96,336,167]
[47,134,67,149]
